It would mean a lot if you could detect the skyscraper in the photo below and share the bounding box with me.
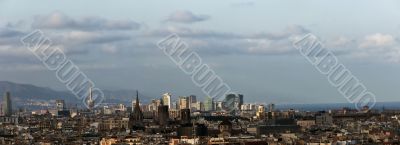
[268,103,275,112]
[189,95,197,110]
[87,87,94,110]
[179,96,188,109]
[189,95,197,104]
[162,93,171,109]
[256,105,265,119]
[204,96,214,111]
[2,92,12,117]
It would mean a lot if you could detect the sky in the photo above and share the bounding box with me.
[0,0,400,104]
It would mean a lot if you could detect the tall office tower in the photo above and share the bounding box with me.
[87,87,94,110]
[2,92,12,117]
[162,93,171,109]
[188,95,197,109]
[268,103,275,112]
[256,105,265,119]
[197,102,204,111]
[180,109,191,125]
[56,100,66,111]
[157,105,169,126]
[175,100,180,110]
[155,99,162,107]
[224,93,244,111]
[129,91,144,130]
[179,96,188,109]
[189,95,197,103]
[239,94,244,108]
[204,96,214,111]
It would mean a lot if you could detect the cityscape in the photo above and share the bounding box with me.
[1,89,400,144]
[1,0,400,145]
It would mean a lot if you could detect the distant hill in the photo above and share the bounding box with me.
[0,81,152,108]
[0,81,76,103]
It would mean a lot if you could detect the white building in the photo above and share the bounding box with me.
[162,93,172,109]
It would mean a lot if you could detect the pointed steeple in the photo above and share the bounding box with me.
[129,90,144,130]
[135,90,139,107]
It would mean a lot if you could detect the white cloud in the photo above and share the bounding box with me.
[246,39,293,55]
[359,33,395,48]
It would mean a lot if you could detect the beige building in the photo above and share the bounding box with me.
[100,136,139,145]
[99,117,129,131]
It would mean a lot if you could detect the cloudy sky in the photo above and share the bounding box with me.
[1,0,400,104]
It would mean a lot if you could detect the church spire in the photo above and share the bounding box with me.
[129,90,144,131]
[136,90,139,107]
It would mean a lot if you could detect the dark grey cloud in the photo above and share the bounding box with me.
[165,11,210,24]
[0,28,24,38]
[0,27,27,46]
[32,12,140,31]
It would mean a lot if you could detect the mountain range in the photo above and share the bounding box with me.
[0,81,151,108]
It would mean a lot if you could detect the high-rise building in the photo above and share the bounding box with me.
[188,95,197,110]
[256,105,265,119]
[189,95,197,103]
[162,93,171,109]
[2,92,12,117]
[268,103,275,112]
[194,102,204,111]
[179,96,188,109]
[56,100,66,111]
[87,87,94,110]
[204,96,214,111]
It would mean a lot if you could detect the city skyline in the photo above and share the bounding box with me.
[1,1,400,144]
